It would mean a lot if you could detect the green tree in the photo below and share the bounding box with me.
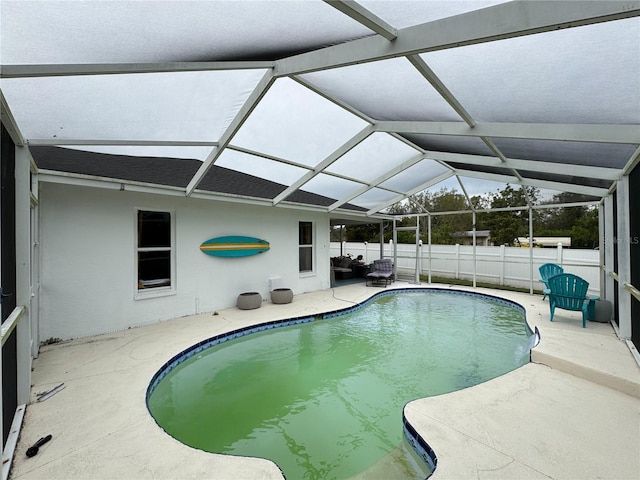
[412,188,472,244]
[344,224,382,242]
[345,185,598,248]
[535,192,599,247]
[570,208,599,248]
[538,192,591,232]
[483,185,539,245]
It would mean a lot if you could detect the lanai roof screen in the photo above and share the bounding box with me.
[0,1,374,64]
[231,78,370,167]
[1,1,639,217]
[1,70,269,143]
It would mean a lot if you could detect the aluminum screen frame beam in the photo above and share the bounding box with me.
[276,1,640,76]
[324,1,397,41]
[405,55,517,175]
[271,125,374,205]
[25,139,218,147]
[366,170,454,215]
[453,168,610,198]
[186,70,275,196]
[327,153,426,211]
[375,121,640,145]
[427,151,622,181]
[0,62,275,79]
[406,55,476,127]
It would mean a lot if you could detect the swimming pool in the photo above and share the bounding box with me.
[147,288,535,479]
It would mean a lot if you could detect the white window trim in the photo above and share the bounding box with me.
[299,221,315,276]
[134,208,176,300]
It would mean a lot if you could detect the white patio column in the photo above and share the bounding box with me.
[15,146,32,405]
[604,195,615,308]
[414,217,420,284]
[616,176,632,338]
[427,215,432,284]
[529,207,534,295]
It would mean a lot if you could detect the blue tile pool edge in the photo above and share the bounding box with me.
[403,414,438,477]
[145,287,535,479]
[146,314,318,396]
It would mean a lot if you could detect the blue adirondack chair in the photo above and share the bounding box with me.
[548,273,590,327]
[539,263,564,300]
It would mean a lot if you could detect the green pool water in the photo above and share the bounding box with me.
[147,290,532,480]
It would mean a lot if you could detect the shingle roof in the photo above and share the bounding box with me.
[30,146,367,211]
[31,146,200,188]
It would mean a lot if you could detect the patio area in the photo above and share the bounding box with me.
[2,3,639,479]
[8,281,639,480]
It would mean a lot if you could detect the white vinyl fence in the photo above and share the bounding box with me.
[330,242,600,295]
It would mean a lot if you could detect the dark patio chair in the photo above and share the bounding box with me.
[366,259,394,287]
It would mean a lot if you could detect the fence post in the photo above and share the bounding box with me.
[472,211,477,288]
[500,244,506,286]
[556,243,563,265]
[455,244,460,279]
[428,215,432,284]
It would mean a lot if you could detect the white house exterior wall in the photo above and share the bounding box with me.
[38,183,330,340]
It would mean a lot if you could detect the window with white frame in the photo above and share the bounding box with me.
[136,210,173,292]
[299,221,313,273]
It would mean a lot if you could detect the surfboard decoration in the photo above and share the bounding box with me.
[200,235,270,258]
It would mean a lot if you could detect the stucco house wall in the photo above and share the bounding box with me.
[38,182,331,340]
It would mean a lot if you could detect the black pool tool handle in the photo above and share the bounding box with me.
[26,434,52,457]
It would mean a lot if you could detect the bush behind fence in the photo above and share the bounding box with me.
[330,242,600,295]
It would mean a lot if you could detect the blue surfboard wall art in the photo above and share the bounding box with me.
[200,235,270,258]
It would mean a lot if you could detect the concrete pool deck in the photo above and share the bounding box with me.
[8,282,640,480]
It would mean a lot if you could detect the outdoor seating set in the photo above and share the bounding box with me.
[538,263,602,327]
[330,255,371,279]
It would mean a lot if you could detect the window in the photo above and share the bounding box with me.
[136,210,173,293]
[299,221,313,272]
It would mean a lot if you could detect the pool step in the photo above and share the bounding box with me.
[532,348,640,399]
